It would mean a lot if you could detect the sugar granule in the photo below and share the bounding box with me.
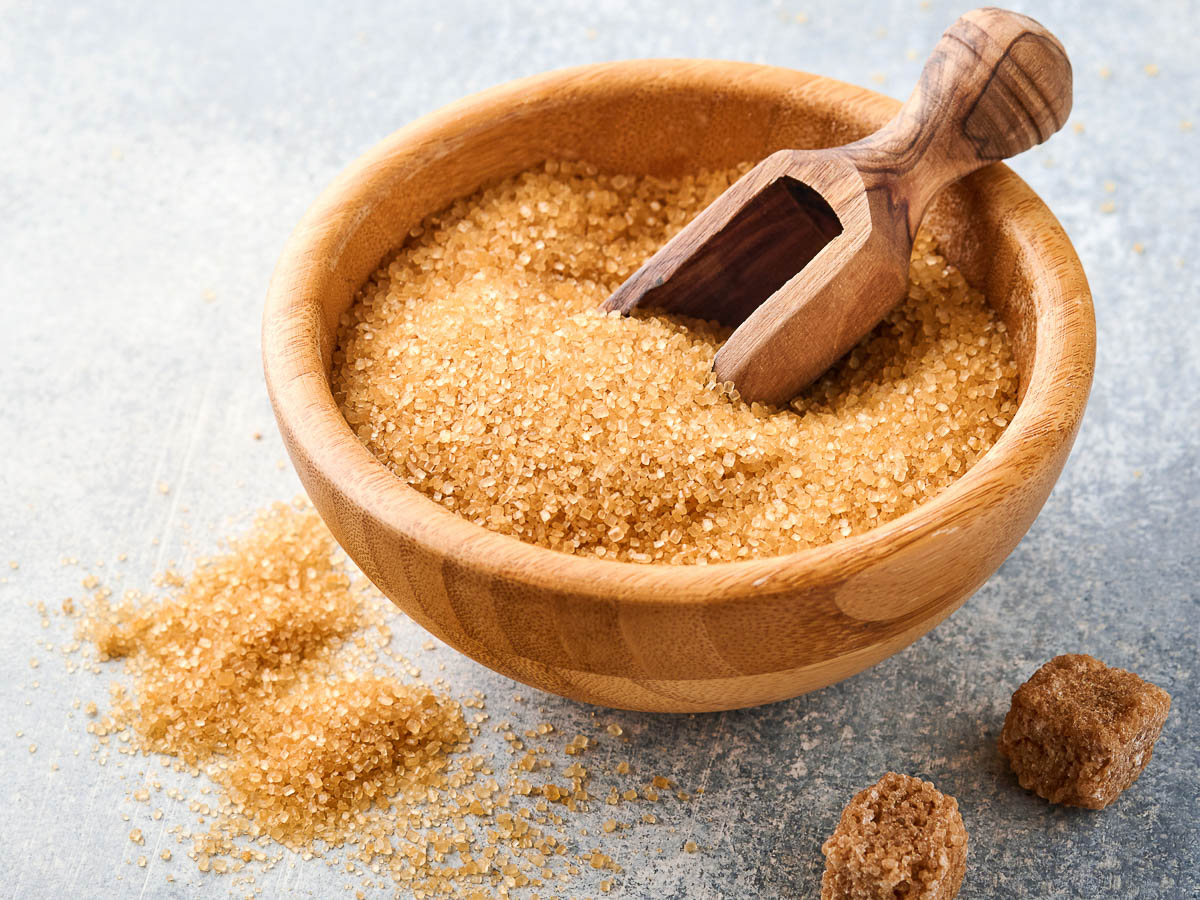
[333,161,1018,564]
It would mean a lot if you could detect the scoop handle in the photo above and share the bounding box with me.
[846,7,1072,234]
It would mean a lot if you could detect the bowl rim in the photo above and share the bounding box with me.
[263,58,1095,605]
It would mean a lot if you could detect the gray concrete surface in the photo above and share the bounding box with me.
[1,0,1197,897]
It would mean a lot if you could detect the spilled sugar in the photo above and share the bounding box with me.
[333,161,1019,564]
[73,501,691,896]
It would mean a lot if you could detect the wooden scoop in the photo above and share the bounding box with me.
[603,7,1072,406]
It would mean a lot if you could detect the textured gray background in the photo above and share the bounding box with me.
[1,0,1197,897]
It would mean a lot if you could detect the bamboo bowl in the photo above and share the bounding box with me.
[263,60,1094,713]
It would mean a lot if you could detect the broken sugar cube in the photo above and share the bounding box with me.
[999,653,1170,809]
[821,772,967,899]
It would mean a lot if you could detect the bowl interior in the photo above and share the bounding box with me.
[267,58,1097,591]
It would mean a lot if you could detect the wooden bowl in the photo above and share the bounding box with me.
[263,60,1095,713]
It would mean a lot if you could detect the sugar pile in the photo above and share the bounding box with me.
[77,501,692,895]
[333,161,1018,564]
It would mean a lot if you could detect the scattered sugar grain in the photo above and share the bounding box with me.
[73,500,693,895]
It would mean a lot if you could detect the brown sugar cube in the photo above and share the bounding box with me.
[998,653,1171,809]
[821,772,967,900]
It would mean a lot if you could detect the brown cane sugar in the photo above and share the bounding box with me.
[998,654,1171,809]
[74,501,696,895]
[84,502,469,853]
[820,772,967,900]
[332,161,1018,564]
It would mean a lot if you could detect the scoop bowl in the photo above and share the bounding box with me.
[263,60,1095,713]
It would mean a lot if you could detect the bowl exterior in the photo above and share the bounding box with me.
[263,61,1094,712]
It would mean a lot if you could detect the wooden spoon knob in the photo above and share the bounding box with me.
[925,8,1072,160]
[849,7,1072,233]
